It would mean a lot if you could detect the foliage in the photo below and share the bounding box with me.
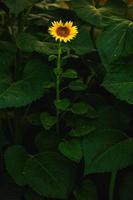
[0,0,133,200]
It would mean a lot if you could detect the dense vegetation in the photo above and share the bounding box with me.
[0,0,133,200]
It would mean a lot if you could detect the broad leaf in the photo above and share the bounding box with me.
[24,151,77,199]
[102,64,133,104]
[16,33,59,55]
[97,19,133,67]
[83,129,130,174]
[0,60,52,108]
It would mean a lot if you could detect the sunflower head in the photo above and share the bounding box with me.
[48,20,78,43]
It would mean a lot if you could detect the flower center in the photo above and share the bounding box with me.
[56,26,70,37]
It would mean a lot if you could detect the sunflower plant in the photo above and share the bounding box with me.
[0,0,132,200]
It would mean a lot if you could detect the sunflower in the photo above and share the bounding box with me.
[48,20,78,43]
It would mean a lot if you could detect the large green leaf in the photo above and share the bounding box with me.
[16,33,59,55]
[71,0,112,27]
[97,19,133,67]
[0,60,52,108]
[24,151,77,199]
[83,129,133,174]
[5,145,29,186]
[4,0,33,15]
[102,64,133,104]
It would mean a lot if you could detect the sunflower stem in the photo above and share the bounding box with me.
[56,42,62,134]
[109,170,117,200]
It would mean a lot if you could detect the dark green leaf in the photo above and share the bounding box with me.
[0,60,52,108]
[97,19,133,67]
[54,98,70,111]
[102,64,133,104]
[83,129,129,174]
[40,112,56,130]
[24,151,77,199]
[59,139,82,163]
[5,145,29,186]
[62,69,78,79]
[71,102,91,115]
[69,80,87,91]
[16,33,59,55]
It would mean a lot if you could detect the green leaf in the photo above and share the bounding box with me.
[69,80,87,91]
[58,139,82,163]
[4,0,32,15]
[74,179,98,200]
[62,69,78,79]
[97,19,133,67]
[54,98,70,111]
[69,120,96,137]
[35,131,60,152]
[102,64,133,104]
[5,145,29,186]
[16,33,59,55]
[71,102,91,115]
[68,26,95,55]
[24,151,77,199]
[0,60,52,108]
[83,129,130,174]
[40,112,56,130]
[72,0,111,27]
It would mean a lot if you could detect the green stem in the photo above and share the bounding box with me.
[56,42,62,134]
[109,171,117,200]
